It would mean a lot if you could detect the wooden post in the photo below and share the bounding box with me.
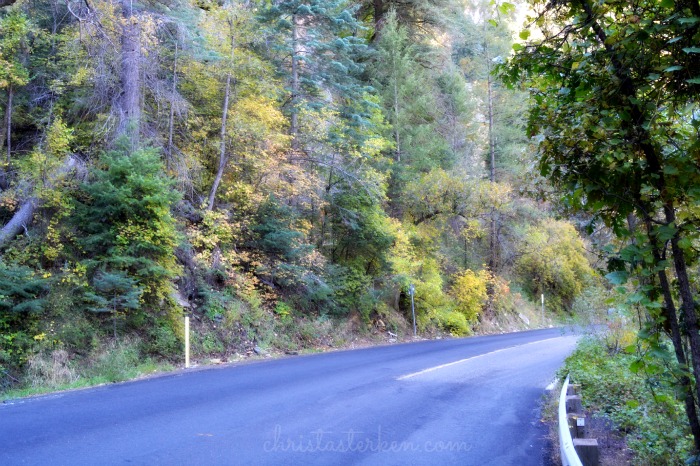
[573,438,599,466]
[566,394,583,413]
[567,413,586,438]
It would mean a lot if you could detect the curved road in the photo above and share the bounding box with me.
[1,328,577,465]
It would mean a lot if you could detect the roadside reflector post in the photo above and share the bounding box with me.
[185,315,190,368]
[409,284,416,337]
[541,293,545,326]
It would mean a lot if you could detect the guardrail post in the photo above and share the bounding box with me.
[573,439,599,465]
[559,376,600,466]
[559,376,583,466]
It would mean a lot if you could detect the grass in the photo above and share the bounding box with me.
[1,338,175,402]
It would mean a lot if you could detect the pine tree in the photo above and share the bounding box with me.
[260,0,371,149]
[86,270,141,339]
[371,9,451,213]
[75,140,180,330]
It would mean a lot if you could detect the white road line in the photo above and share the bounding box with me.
[396,337,564,380]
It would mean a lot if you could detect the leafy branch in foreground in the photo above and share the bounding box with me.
[504,0,700,453]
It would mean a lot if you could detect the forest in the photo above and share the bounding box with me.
[2,0,700,461]
[0,0,597,386]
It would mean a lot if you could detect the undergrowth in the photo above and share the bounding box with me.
[2,338,172,400]
[561,336,693,465]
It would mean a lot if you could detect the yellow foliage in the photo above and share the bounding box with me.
[387,219,449,326]
[451,269,491,324]
[516,219,594,312]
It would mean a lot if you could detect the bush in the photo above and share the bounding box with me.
[26,350,78,388]
[435,309,469,336]
[451,269,490,324]
[75,141,181,346]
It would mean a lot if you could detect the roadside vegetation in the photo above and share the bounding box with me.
[0,0,600,398]
[563,334,693,465]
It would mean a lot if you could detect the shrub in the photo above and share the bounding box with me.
[436,309,469,336]
[26,350,77,388]
[451,269,490,324]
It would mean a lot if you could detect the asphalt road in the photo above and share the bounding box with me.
[1,328,578,465]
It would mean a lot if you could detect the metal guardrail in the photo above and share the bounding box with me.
[559,375,583,466]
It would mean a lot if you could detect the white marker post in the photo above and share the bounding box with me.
[409,284,417,337]
[185,315,190,368]
[541,293,545,326]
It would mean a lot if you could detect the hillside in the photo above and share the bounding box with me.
[0,0,597,391]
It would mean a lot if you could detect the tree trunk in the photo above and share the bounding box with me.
[207,23,236,212]
[645,217,700,450]
[6,83,13,164]
[373,0,384,36]
[0,86,9,190]
[392,45,401,162]
[290,13,301,150]
[487,71,497,273]
[206,71,232,211]
[166,42,178,171]
[118,3,141,147]
[0,197,38,247]
[0,155,80,248]
[665,204,700,431]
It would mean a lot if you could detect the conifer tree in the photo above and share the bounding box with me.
[75,141,180,329]
[260,0,371,149]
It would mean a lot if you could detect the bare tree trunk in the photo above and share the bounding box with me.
[206,73,232,211]
[373,0,384,39]
[488,71,497,265]
[118,2,141,147]
[6,83,13,164]
[487,75,495,183]
[0,155,80,248]
[0,87,9,190]
[392,47,401,162]
[0,197,38,247]
[207,25,236,211]
[0,97,6,156]
[290,13,301,150]
[166,42,178,171]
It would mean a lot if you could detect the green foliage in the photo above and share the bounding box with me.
[86,338,146,384]
[0,11,31,89]
[0,0,596,395]
[253,197,310,263]
[514,219,593,313]
[74,141,181,336]
[326,187,394,274]
[0,261,49,314]
[260,0,373,134]
[435,309,469,336]
[563,337,693,464]
[506,0,700,450]
[372,9,453,188]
